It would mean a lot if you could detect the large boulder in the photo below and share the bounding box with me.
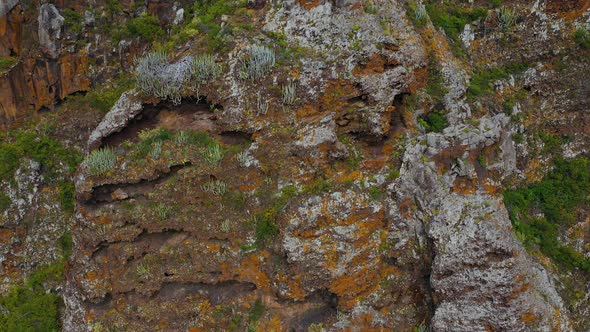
[38,4,64,59]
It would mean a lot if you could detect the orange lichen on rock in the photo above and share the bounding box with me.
[353,54,399,76]
[319,79,360,113]
[330,262,396,309]
[451,177,478,195]
[521,310,538,324]
[298,0,321,10]
[296,104,320,118]
[236,252,273,291]
[256,315,284,332]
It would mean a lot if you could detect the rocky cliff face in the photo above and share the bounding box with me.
[1,0,589,331]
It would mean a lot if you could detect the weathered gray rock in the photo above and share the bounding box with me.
[87,89,143,150]
[392,137,572,332]
[38,4,64,59]
[0,0,18,18]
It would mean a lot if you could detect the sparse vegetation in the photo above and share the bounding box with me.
[86,148,117,175]
[426,3,488,55]
[0,130,82,182]
[504,157,590,272]
[0,56,18,72]
[203,144,224,165]
[467,63,528,100]
[252,185,298,245]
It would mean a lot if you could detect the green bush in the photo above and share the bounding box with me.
[504,157,590,271]
[419,111,448,133]
[58,181,76,213]
[112,14,164,43]
[127,14,164,41]
[574,28,590,49]
[0,262,65,331]
[62,8,84,34]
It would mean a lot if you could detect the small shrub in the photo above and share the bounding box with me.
[240,45,276,80]
[134,51,186,103]
[154,203,173,220]
[190,54,222,83]
[490,0,502,7]
[253,185,298,245]
[256,92,269,115]
[419,112,448,133]
[237,151,249,167]
[248,299,265,323]
[574,28,590,49]
[58,181,76,213]
[149,141,163,159]
[86,148,117,175]
[203,144,224,165]
[368,187,384,201]
[281,80,297,105]
[426,55,448,107]
[126,14,164,42]
[498,7,517,30]
[201,179,227,196]
[62,8,84,34]
[59,232,73,259]
[408,1,427,26]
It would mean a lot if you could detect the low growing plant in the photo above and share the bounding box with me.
[86,148,117,175]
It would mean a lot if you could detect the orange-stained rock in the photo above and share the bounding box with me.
[0,3,21,57]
